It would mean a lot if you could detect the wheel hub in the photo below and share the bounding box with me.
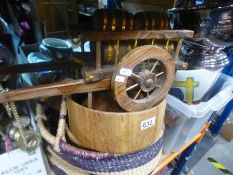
[139,71,158,92]
[145,79,154,88]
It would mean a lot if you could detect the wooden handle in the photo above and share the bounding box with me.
[0,79,111,103]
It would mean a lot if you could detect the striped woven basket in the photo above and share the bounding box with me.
[36,96,163,175]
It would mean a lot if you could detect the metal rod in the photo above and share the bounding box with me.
[183,40,209,48]
[0,60,82,74]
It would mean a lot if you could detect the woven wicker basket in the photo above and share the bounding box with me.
[48,139,162,175]
[36,97,164,175]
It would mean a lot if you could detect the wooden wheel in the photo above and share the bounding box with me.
[111,45,175,111]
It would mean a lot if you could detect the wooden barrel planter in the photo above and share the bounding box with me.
[93,9,135,65]
[101,40,135,65]
[67,93,166,154]
[134,12,170,30]
[93,9,134,31]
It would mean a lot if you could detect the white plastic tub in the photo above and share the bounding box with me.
[163,73,233,154]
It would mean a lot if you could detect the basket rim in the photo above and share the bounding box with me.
[68,97,166,115]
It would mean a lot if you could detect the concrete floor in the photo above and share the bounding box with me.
[160,111,233,175]
[161,131,233,175]
[185,132,233,175]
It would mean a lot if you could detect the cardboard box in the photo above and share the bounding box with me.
[221,123,233,141]
[0,147,47,175]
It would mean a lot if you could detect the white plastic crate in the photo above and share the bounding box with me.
[163,73,233,154]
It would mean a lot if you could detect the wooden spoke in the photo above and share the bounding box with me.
[147,92,150,99]
[150,61,158,73]
[126,84,139,91]
[155,84,161,89]
[143,61,146,72]
[156,72,164,77]
[147,59,150,66]
[131,72,140,79]
[134,89,142,100]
